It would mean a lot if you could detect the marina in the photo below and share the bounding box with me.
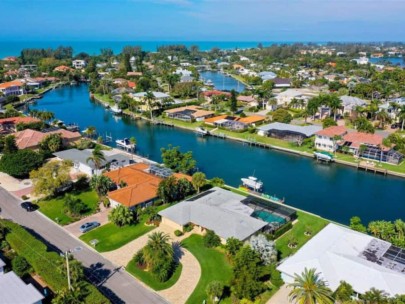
[28,84,405,225]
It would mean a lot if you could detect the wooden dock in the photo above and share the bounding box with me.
[153,120,174,127]
[357,161,387,175]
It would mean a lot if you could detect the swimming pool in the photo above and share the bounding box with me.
[252,210,286,224]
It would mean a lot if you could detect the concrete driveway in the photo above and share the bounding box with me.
[65,207,111,237]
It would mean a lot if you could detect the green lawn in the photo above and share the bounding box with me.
[93,93,115,106]
[37,189,99,225]
[80,204,169,252]
[276,211,329,259]
[126,261,182,291]
[182,235,233,304]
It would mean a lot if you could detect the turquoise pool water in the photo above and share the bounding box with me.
[252,210,286,224]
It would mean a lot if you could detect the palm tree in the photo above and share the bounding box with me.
[144,91,156,121]
[376,109,391,129]
[90,174,113,199]
[86,146,106,172]
[327,94,342,121]
[399,105,405,131]
[362,288,389,304]
[288,268,334,304]
[142,232,173,269]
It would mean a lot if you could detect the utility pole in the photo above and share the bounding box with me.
[66,251,71,290]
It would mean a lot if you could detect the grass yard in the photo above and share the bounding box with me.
[276,211,329,259]
[80,222,155,252]
[126,261,182,291]
[80,204,169,252]
[37,189,99,225]
[182,235,233,304]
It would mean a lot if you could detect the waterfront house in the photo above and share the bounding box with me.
[278,223,405,297]
[72,59,87,69]
[315,126,348,152]
[0,80,25,96]
[0,258,44,304]
[201,90,232,102]
[164,106,214,122]
[258,122,322,142]
[53,148,133,176]
[14,128,81,150]
[158,187,268,243]
[340,132,403,164]
[130,91,171,112]
[0,116,41,134]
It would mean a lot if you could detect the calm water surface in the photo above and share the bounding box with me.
[200,71,246,92]
[29,85,405,224]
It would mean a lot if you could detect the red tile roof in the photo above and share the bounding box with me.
[343,132,383,148]
[0,116,41,125]
[14,128,81,150]
[315,126,348,137]
[0,80,24,89]
[202,90,232,97]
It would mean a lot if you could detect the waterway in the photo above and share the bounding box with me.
[28,84,405,225]
[369,57,404,67]
[199,71,246,92]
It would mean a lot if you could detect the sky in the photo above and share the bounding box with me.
[1,0,404,42]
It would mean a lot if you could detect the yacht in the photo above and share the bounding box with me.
[241,176,263,191]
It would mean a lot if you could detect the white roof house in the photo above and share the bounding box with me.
[278,223,405,297]
[131,92,170,99]
[159,187,268,241]
[340,95,367,114]
[0,260,44,304]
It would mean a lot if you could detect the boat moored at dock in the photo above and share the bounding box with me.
[116,138,136,151]
[314,151,334,162]
[195,127,210,136]
[241,176,263,191]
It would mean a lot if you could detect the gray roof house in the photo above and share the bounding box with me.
[54,148,133,176]
[340,95,367,114]
[0,258,44,304]
[159,187,268,241]
[258,122,322,139]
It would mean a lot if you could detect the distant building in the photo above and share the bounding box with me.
[0,116,41,134]
[278,223,405,297]
[259,71,277,81]
[271,77,292,88]
[54,65,73,73]
[0,258,44,304]
[340,95,367,115]
[72,59,87,69]
[352,57,369,65]
[315,126,348,152]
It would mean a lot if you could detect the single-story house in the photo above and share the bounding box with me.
[0,116,41,134]
[164,106,214,122]
[237,115,266,126]
[271,78,291,88]
[201,90,231,102]
[54,65,73,73]
[273,88,318,108]
[258,122,322,142]
[278,223,405,297]
[315,126,348,152]
[0,258,44,304]
[14,128,81,150]
[104,163,162,209]
[259,71,277,81]
[340,95,367,115]
[159,187,268,242]
[53,148,133,176]
[340,132,403,164]
[237,95,258,107]
[130,91,171,112]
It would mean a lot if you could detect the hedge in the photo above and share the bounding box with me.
[1,220,109,303]
[266,222,293,241]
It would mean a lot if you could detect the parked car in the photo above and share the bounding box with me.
[391,122,401,129]
[79,221,100,233]
[21,202,37,212]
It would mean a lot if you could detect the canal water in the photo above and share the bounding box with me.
[29,84,405,225]
[200,71,245,92]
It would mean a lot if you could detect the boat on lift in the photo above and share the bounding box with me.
[241,176,263,191]
[195,127,210,136]
[116,138,135,151]
[110,105,122,115]
[314,151,334,162]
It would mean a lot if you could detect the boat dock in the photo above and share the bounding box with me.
[357,161,388,175]
[152,120,174,127]
[116,138,136,151]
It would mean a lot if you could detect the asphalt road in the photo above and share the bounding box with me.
[0,187,167,304]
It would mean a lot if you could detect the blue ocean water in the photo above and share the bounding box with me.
[0,40,288,58]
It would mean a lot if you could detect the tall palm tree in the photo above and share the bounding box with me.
[86,146,106,172]
[327,94,342,121]
[399,105,405,131]
[376,110,391,129]
[288,268,334,304]
[144,91,156,121]
[362,288,389,304]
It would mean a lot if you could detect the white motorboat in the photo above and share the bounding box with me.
[110,105,122,114]
[195,127,210,136]
[241,176,263,191]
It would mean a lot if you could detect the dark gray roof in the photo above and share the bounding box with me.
[0,271,44,304]
[159,187,267,241]
[258,122,322,137]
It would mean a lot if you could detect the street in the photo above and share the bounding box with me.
[0,186,167,304]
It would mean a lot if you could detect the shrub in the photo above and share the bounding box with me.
[12,256,31,277]
[203,230,221,248]
[174,230,183,237]
[269,264,283,287]
[64,194,87,217]
[0,150,44,178]
[21,195,29,201]
[183,224,193,233]
[249,234,277,265]
[102,197,110,208]
[133,250,145,267]
[74,175,89,191]
[108,205,136,227]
